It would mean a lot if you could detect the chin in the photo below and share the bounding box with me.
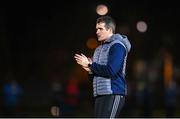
[98,38,104,41]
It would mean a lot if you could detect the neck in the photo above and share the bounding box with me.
[104,33,114,43]
[108,33,113,39]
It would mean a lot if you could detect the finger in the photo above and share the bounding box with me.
[74,56,80,60]
[74,55,82,60]
[75,54,81,56]
[88,58,92,61]
[75,59,81,62]
[81,53,87,58]
[75,54,82,58]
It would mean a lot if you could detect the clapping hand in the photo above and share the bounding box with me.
[74,53,89,67]
[74,53,92,73]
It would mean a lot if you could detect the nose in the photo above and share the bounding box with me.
[96,29,99,34]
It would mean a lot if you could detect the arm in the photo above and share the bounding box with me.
[90,43,126,78]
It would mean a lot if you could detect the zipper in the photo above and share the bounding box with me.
[96,43,104,95]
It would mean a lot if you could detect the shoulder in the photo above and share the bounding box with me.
[110,40,126,50]
[109,43,126,55]
[111,43,126,51]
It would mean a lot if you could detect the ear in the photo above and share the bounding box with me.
[108,28,113,33]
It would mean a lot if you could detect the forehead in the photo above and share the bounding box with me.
[96,22,105,28]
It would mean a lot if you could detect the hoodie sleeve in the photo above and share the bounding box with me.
[90,43,126,79]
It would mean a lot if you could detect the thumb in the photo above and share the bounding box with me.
[88,58,92,63]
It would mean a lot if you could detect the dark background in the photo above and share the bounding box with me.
[0,0,179,117]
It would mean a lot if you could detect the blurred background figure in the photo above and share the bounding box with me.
[162,49,178,118]
[49,72,64,117]
[63,78,80,117]
[1,79,23,117]
[164,80,177,118]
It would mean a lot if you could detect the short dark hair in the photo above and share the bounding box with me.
[96,16,116,33]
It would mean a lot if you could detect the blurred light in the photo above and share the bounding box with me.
[136,21,148,33]
[50,106,60,117]
[86,37,98,49]
[96,4,108,15]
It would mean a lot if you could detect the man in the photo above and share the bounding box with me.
[74,16,131,118]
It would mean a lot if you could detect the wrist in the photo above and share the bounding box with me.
[88,70,93,74]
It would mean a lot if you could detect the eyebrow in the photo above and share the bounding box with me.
[96,27,102,29]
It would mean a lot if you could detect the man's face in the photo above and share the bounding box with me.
[96,22,112,41]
